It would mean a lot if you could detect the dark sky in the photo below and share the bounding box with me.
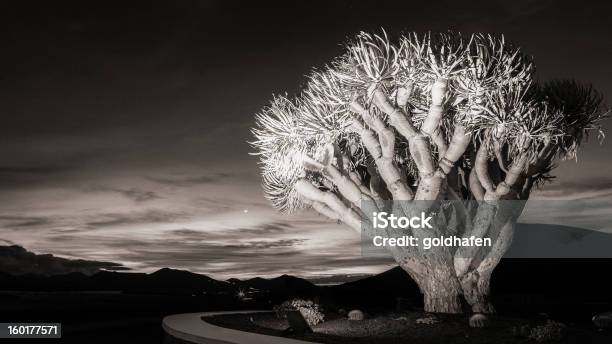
[0,0,611,279]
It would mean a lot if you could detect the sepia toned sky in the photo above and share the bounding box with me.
[0,0,611,279]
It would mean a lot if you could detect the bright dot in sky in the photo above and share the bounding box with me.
[243,209,249,213]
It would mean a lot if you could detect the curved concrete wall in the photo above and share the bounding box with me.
[162,311,319,344]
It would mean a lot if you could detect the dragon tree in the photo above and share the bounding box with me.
[251,31,607,325]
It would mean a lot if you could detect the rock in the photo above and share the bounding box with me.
[338,308,347,316]
[469,313,488,328]
[348,309,365,321]
[416,315,438,325]
[593,312,612,329]
[528,320,565,342]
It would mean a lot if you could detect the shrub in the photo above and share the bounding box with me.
[415,315,438,325]
[274,299,324,327]
[348,309,365,321]
[528,320,565,342]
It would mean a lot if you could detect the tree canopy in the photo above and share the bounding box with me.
[252,31,606,212]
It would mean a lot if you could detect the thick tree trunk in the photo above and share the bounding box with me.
[459,203,522,314]
[392,201,524,316]
[423,277,463,313]
[401,259,463,313]
[460,271,495,314]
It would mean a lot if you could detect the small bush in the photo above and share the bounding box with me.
[348,309,365,321]
[528,320,565,342]
[415,315,438,325]
[274,299,324,327]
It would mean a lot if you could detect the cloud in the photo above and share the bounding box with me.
[147,173,233,187]
[39,216,392,279]
[0,215,52,229]
[170,229,207,237]
[165,222,292,242]
[84,185,161,202]
[533,178,612,200]
[223,238,306,250]
[119,188,160,202]
[0,245,129,276]
[85,209,187,228]
[237,222,292,235]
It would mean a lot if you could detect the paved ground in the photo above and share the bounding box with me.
[163,311,318,344]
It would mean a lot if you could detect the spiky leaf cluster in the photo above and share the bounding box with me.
[251,31,606,212]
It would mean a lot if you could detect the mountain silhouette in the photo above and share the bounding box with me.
[0,244,127,275]
[147,268,229,293]
[0,268,230,294]
[231,274,319,303]
[330,264,420,296]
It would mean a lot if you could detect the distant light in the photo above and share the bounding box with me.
[236,289,246,300]
[243,209,249,213]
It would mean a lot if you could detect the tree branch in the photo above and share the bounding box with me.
[350,104,414,200]
[295,179,362,232]
[420,79,449,156]
[469,169,485,201]
[475,144,495,194]
[439,124,471,175]
[371,88,437,177]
